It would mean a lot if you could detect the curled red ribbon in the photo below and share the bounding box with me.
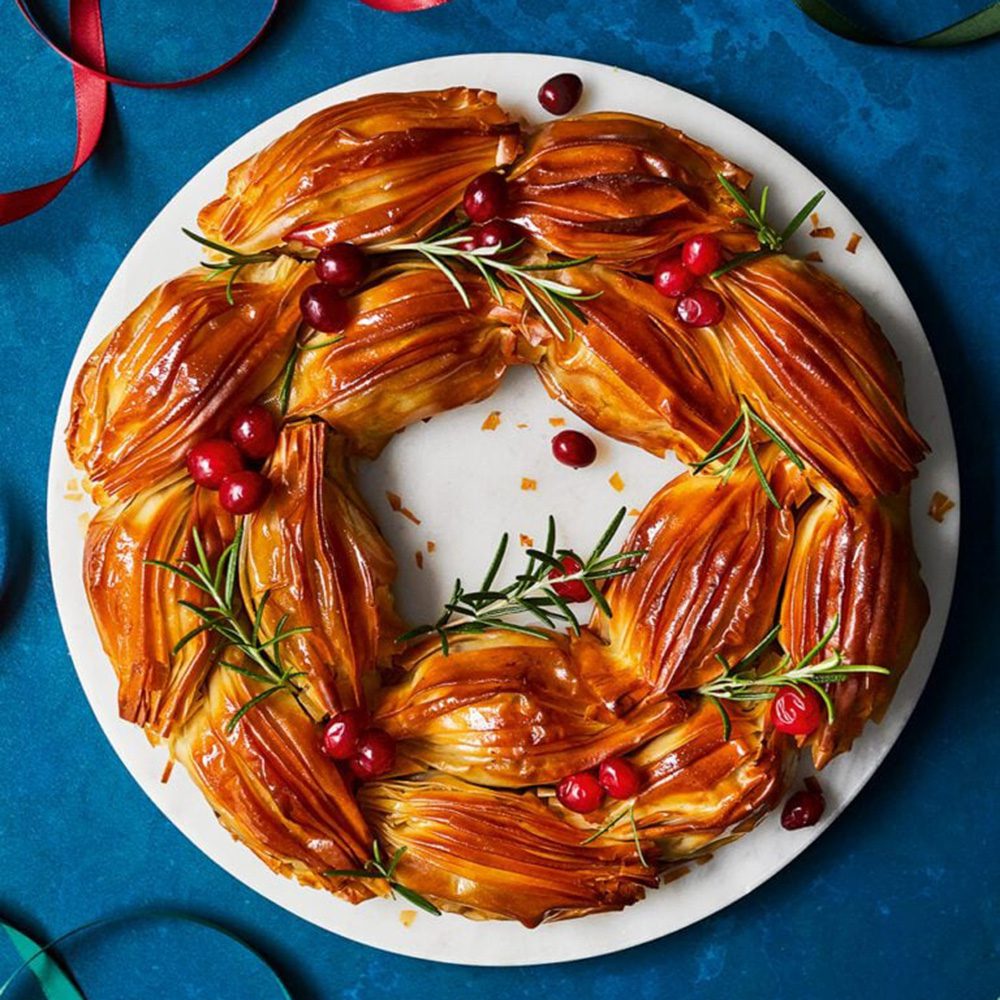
[0,0,279,227]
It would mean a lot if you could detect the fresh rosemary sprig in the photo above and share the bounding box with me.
[712,174,826,278]
[146,521,314,733]
[698,615,890,740]
[397,507,644,655]
[580,803,650,868]
[182,228,309,305]
[277,328,344,415]
[326,841,441,916]
[690,397,804,508]
[370,221,600,341]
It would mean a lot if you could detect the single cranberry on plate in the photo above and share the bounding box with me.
[651,253,695,299]
[556,771,603,813]
[770,685,824,736]
[598,757,641,799]
[538,73,583,115]
[229,405,278,461]
[781,788,825,830]
[314,243,369,291]
[349,728,397,780]
[463,171,507,223]
[551,429,597,468]
[218,469,270,515]
[187,439,244,490]
[547,554,590,603]
[473,219,524,254]
[676,287,725,327]
[681,234,724,276]
[321,709,368,760]
[300,283,350,333]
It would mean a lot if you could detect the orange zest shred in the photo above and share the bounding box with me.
[427,540,436,553]
[810,226,835,240]
[521,478,537,491]
[415,551,424,569]
[609,472,624,492]
[519,533,534,547]
[548,417,566,427]
[805,251,823,262]
[386,491,421,525]
[481,410,501,431]
[845,232,862,254]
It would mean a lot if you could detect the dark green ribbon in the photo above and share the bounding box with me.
[792,0,1000,46]
[1,911,293,999]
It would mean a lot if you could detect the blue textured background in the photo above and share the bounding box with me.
[0,2,997,997]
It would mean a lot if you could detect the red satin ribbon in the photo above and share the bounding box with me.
[0,0,280,227]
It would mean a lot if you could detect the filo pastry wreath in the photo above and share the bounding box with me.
[67,84,930,926]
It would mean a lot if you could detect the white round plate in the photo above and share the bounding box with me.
[47,53,959,966]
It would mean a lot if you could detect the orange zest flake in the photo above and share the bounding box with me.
[161,759,175,784]
[608,471,625,493]
[521,477,537,491]
[415,551,424,569]
[481,410,501,431]
[548,417,566,427]
[810,212,820,228]
[426,540,436,553]
[385,491,421,525]
[399,910,417,927]
[845,232,862,254]
[519,533,534,547]
[805,251,823,263]
[809,226,835,240]
[516,422,529,429]
[928,491,955,523]
[628,508,641,517]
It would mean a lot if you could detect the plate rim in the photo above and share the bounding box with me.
[45,51,961,966]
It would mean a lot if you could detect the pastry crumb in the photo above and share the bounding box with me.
[516,422,529,429]
[415,551,424,569]
[810,212,820,228]
[809,226,835,240]
[481,410,501,431]
[399,910,417,927]
[805,251,823,263]
[548,417,566,427]
[386,491,421,525]
[161,760,174,784]
[521,477,537,491]
[77,511,92,536]
[845,232,862,254]
[609,472,624,492]
[928,491,955,523]
[519,533,534,547]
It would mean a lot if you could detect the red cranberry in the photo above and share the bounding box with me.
[229,405,278,461]
[314,243,369,291]
[463,172,507,223]
[473,219,524,254]
[187,439,244,490]
[652,253,695,298]
[218,470,270,515]
[781,789,825,830]
[321,709,368,760]
[681,234,725,276]
[676,287,725,327]
[538,73,583,115]
[300,284,350,333]
[556,771,603,813]
[771,686,825,736]
[548,555,590,603]
[551,429,597,468]
[598,757,641,799]
[349,728,396,780]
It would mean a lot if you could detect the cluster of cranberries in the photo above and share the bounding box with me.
[186,405,278,514]
[299,242,370,333]
[557,757,641,814]
[651,234,727,327]
[460,170,524,253]
[320,710,396,780]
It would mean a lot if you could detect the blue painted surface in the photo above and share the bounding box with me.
[0,1,997,997]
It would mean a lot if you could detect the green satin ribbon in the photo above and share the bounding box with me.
[1,911,293,999]
[792,0,1000,46]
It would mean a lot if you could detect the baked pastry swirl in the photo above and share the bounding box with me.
[67,86,930,927]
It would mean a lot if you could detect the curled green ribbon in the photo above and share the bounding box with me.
[792,0,1000,46]
[1,911,293,999]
